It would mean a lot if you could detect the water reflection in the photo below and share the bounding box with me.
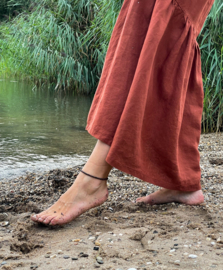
[0,80,96,180]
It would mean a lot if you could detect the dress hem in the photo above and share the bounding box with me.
[86,126,202,192]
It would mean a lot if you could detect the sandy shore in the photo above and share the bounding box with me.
[1,133,223,270]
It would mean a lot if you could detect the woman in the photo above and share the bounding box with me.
[31,0,215,226]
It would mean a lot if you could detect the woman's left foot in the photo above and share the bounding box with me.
[136,188,204,205]
[31,171,108,226]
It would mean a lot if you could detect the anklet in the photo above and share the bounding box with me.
[80,170,108,181]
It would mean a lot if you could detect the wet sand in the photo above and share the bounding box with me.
[0,133,223,270]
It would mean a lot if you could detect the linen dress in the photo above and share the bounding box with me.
[86,0,215,191]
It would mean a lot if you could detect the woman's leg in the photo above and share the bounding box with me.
[31,140,112,226]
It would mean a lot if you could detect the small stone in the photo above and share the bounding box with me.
[57,250,63,254]
[95,232,101,236]
[96,256,104,264]
[153,230,158,234]
[63,255,70,259]
[95,241,101,246]
[50,255,57,258]
[0,213,8,222]
[80,253,89,258]
[170,249,175,252]
[93,246,99,251]
[45,255,50,258]
[174,244,178,246]
[30,265,38,269]
[206,237,211,241]
[174,260,180,265]
[127,268,137,270]
[188,254,197,259]
[72,239,81,242]
[104,217,109,220]
[211,242,216,246]
[1,262,7,265]
[94,264,100,268]
[72,257,78,260]
[89,237,96,240]
[0,221,9,227]
[146,262,152,265]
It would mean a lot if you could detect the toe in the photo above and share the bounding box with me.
[49,217,60,226]
[31,214,38,222]
[42,215,55,225]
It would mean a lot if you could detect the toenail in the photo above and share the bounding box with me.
[38,218,43,222]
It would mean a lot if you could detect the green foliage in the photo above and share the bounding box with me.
[0,0,30,20]
[197,0,223,132]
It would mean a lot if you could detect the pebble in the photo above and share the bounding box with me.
[170,249,175,252]
[96,256,104,264]
[89,237,96,241]
[211,242,216,245]
[93,246,99,251]
[79,253,89,258]
[63,255,70,259]
[174,260,180,265]
[72,257,78,260]
[153,230,158,234]
[50,255,57,258]
[95,241,101,246]
[94,264,100,268]
[0,221,9,227]
[72,239,81,242]
[188,254,197,259]
[45,255,50,258]
[0,213,8,221]
[127,268,137,270]
[1,262,7,265]
[57,250,63,254]
[30,266,38,269]
[95,232,101,236]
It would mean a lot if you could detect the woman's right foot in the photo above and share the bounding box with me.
[31,171,108,226]
[136,188,204,205]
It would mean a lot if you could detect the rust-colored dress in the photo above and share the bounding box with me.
[86,0,215,191]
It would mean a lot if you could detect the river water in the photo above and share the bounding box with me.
[0,79,96,180]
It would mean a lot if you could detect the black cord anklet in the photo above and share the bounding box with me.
[80,170,108,181]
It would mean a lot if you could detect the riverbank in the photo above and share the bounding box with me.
[0,133,223,270]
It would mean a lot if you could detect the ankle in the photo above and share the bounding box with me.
[82,162,112,179]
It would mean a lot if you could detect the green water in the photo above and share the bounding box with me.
[0,79,96,180]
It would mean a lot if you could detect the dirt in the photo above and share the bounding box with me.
[0,133,223,270]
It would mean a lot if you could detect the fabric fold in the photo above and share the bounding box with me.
[86,0,215,191]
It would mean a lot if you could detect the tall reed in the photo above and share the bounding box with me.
[197,0,223,132]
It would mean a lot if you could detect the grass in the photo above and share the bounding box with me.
[197,0,223,132]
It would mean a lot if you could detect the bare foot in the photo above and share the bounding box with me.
[136,188,204,205]
[31,172,108,226]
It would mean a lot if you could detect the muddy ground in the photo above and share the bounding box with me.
[0,133,223,270]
